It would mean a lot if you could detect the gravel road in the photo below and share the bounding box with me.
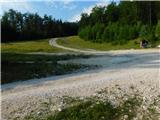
[1,39,160,120]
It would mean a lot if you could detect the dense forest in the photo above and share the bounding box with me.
[1,9,78,42]
[79,1,160,45]
[2,1,160,44]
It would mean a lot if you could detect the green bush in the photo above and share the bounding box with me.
[102,25,111,42]
[96,24,105,41]
[118,25,128,40]
[79,21,157,45]
[155,20,160,39]
[102,22,119,42]
[135,21,142,36]
[140,25,156,42]
[139,25,149,39]
[128,24,138,40]
[78,26,92,40]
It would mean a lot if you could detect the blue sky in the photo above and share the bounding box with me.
[0,0,115,22]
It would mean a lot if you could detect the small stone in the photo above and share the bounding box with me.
[96,101,100,104]
[80,97,84,100]
[101,116,105,119]
[143,97,146,101]
[124,115,128,119]
[37,111,41,115]
[142,106,147,110]
[124,97,128,101]
[58,108,62,112]
[133,117,138,120]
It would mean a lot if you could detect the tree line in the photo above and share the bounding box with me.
[2,1,160,44]
[1,9,78,42]
[79,1,160,44]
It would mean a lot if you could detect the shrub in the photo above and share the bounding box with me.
[155,20,160,39]
[139,25,149,39]
[78,26,92,40]
[79,21,157,45]
[102,26,110,42]
[139,25,156,47]
[118,25,128,40]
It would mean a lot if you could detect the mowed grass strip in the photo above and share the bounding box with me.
[1,39,65,53]
[57,36,143,51]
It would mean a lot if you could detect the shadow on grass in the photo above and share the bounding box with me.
[1,53,94,84]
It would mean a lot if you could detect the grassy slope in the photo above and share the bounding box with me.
[1,39,65,53]
[57,36,149,51]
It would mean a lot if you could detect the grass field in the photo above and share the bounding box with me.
[58,36,159,51]
[1,39,65,53]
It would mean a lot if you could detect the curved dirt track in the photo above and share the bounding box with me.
[49,38,158,55]
[1,39,160,120]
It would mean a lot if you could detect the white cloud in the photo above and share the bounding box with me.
[44,1,77,11]
[70,14,81,22]
[63,0,73,5]
[57,0,77,10]
[44,1,58,9]
[0,0,35,16]
[63,4,77,10]
[0,0,46,2]
[70,0,109,22]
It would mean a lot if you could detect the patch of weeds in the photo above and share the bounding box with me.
[116,95,143,119]
[48,100,116,120]
[62,96,82,105]
[44,92,145,120]
[146,96,160,120]
[23,87,160,120]
[24,115,35,120]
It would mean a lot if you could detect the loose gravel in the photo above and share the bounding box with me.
[1,49,160,120]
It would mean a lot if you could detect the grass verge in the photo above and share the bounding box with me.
[1,39,65,53]
[58,36,159,51]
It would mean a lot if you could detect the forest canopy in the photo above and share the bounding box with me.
[78,1,160,44]
[1,9,78,42]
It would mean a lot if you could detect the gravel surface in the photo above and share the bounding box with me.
[1,48,160,120]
